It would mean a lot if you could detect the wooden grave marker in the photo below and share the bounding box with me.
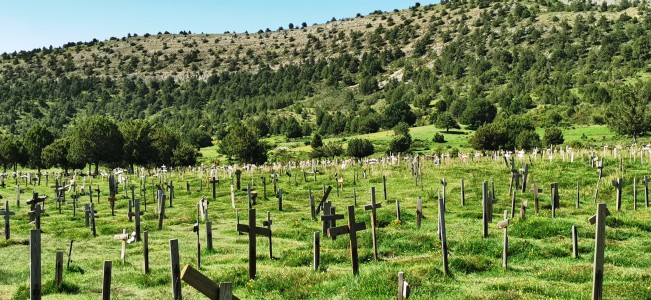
[327,205,367,276]
[530,183,542,215]
[102,261,112,300]
[416,196,423,228]
[170,239,182,299]
[364,187,382,260]
[313,231,320,271]
[438,192,449,275]
[590,203,610,300]
[612,178,624,211]
[30,229,42,299]
[180,265,239,300]
[114,229,130,262]
[497,210,509,269]
[236,208,272,280]
[28,203,44,231]
[0,201,15,239]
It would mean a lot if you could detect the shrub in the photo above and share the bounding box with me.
[515,130,541,150]
[543,127,564,146]
[433,132,446,143]
[347,138,375,158]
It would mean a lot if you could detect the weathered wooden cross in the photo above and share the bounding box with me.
[612,177,624,211]
[497,210,509,269]
[180,265,239,300]
[0,201,15,239]
[28,203,45,230]
[315,185,333,214]
[327,205,367,276]
[210,177,218,200]
[113,229,130,262]
[236,208,272,280]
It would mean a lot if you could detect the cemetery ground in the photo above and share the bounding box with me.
[1,155,651,299]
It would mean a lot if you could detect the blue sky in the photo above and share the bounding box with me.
[1,1,438,54]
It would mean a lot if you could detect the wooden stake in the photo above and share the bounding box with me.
[30,229,41,300]
[591,203,609,300]
[102,261,112,300]
[206,221,213,251]
[144,231,150,274]
[170,239,182,299]
[55,250,63,288]
[313,231,320,271]
[438,191,449,275]
[482,181,489,238]
[572,225,579,259]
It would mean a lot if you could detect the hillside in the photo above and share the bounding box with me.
[1,0,650,148]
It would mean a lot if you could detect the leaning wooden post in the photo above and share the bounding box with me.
[590,203,610,300]
[313,231,320,271]
[66,240,74,269]
[55,250,63,288]
[30,229,42,300]
[170,239,182,300]
[102,261,112,300]
[438,191,449,276]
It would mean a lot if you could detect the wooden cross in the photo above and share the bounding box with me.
[236,208,271,280]
[315,185,333,214]
[530,183,542,215]
[520,164,529,193]
[28,203,44,230]
[597,160,604,180]
[327,205,367,276]
[210,177,218,200]
[235,169,242,190]
[113,229,130,262]
[497,210,509,269]
[89,203,97,237]
[321,203,343,239]
[612,178,624,211]
[0,201,15,239]
[181,265,239,300]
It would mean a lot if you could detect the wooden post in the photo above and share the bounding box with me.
[364,187,382,260]
[383,175,387,201]
[158,193,166,230]
[416,196,423,228]
[551,186,557,218]
[90,203,97,237]
[438,191,449,276]
[612,178,624,211]
[510,191,516,218]
[440,178,447,211]
[313,231,320,271]
[395,200,401,221]
[572,225,579,259]
[55,250,63,288]
[219,283,234,300]
[531,183,542,215]
[102,261,112,300]
[309,192,316,221]
[67,240,74,269]
[210,177,218,200]
[633,177,637,211]
[397,271,410,300]
[482,181,489,238]
[644,176,649,208]
[143,231,150,274]
[30,229,42,300]
[498,210,509,269]
[460,178,465,206]
[206,221,213,251]
[170,239,182,300]
[278,189,283,211]
[576,181,581,209]
[134,199,141,241]
[591,203,609,300]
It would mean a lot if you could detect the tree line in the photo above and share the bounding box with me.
[0,116,207,174]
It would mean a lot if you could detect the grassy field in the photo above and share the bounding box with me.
[1,149,651,299]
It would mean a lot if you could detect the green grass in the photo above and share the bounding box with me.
[1,150,651,299]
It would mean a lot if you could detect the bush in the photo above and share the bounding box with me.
[515,130,541,150]
[543,127,564,146]
[310,133,323,148]
[347,138,375,158]
[387,135,411,154]
[433,132,446,143]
